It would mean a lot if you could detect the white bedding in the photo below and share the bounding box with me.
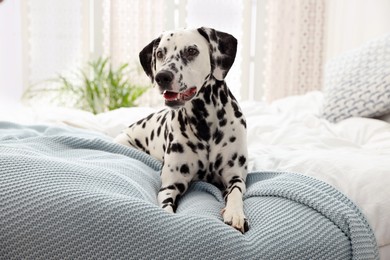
[1,91,389,257]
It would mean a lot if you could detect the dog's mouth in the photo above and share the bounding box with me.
[163,87,197,102]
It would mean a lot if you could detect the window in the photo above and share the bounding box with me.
[1,0,266,107]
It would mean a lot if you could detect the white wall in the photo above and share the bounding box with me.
[0,0,23,103]
[325,0,390,62]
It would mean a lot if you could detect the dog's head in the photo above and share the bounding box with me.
[139,27,237,108]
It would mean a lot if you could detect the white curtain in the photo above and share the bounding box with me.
[263,0,326,102]
[5,0,390,107]
[16,0,248,106]
[102,0,165,106]
[0,0,23,104]
[24,0,85,84]
[262,0,390,102]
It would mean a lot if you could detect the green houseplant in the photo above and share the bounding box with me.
[24,57,148,114]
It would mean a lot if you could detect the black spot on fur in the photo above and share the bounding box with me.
[229,177,243,185]
[212,84,219,98]
[214,154,223,170]
[241,119,247,128]
[213,129,224,145]
[207,173,213,183]
[178,111,187,132]
[197,169,206,180]
[171,110,176,120]
[219,89,228,106]
[238,155,246,167]
[197,28,210,42]
[217,108,225,120]
[197,143,205,150]
[135,119,143,126]
[203,85,212,104]
[219,119,227,127]
[134,138,145,150]
[159,185,175,192]
[150,130,155,141]
[180,164,190,174]
[161,115,167,125]
[178,74,183,83]
[171,143,184,153]
[174,183,185,193]
[146,113,154,121]
[186,141,197,153]
[191,99,209,118]
[182,132,189,139]
[179,49,188,66]
[162,198,173,204]
[229,136,236,143]
[231,102,242,117]
[208,163,214,173]
[164,126,168,140]
[198,160,204,169]
[195,120,210,141]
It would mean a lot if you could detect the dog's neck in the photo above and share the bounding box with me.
[179,77,233,142]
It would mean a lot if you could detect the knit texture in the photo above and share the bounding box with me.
[0,122,379,259]
[322,33,390,123]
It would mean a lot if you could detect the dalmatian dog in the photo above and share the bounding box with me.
[115,27,248,233]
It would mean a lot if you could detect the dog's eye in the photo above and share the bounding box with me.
[187,47,199,57]
[156,50,164,59]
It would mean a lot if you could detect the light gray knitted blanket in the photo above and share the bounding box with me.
[0,122,378,260]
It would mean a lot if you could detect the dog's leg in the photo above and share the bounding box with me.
[158,172,190,213]
[222,176,249,233]
[157,157,195,213]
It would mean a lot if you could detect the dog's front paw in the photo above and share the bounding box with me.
[221,207,249,233]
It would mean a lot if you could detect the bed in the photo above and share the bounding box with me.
[0,90,387,259]
[1,35,390,259]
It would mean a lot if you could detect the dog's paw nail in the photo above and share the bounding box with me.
[244,218,249,232]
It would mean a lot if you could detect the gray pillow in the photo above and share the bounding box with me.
[321,34,390,123]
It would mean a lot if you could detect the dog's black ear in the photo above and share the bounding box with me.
[139,37,161,83]
[197,27,237,81]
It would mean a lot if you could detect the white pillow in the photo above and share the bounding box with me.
[321,34,390,123]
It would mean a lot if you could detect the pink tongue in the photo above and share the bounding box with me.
[163,91,179,101]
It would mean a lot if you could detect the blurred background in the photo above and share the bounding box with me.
[1,0,390,111]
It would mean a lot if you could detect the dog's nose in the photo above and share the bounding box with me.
[155,70,174,90]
